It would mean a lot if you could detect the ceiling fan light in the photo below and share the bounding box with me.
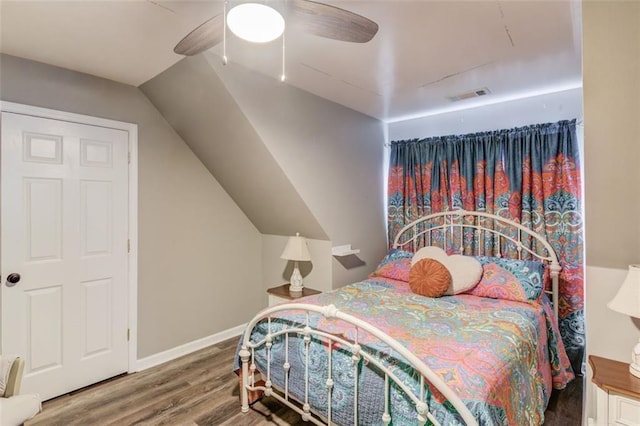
[227,3,285,43]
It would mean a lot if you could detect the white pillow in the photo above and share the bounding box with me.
[412,246,483,295]
[0,394,42,426]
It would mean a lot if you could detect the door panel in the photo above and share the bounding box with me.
[81,278,112,358]
[26,286,63,373]
[1,111,130,401]
[81,180,113,256]
[23,132,63,164]
[24,178,63,261]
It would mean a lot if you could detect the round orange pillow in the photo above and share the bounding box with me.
[409,258,452,298]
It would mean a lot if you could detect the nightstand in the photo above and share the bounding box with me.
[267,284,321,306]
[590,355,640,425]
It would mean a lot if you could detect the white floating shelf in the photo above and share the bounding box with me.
[332,244,360,257]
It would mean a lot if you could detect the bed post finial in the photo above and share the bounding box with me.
[321,304,339,318]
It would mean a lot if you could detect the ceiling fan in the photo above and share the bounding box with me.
[174,0,379,56]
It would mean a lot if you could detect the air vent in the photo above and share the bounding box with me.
[448,87,491,102]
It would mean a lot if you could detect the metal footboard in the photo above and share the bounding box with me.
[240,303,478,426]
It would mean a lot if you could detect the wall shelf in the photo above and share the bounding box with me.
[332,244,360,257]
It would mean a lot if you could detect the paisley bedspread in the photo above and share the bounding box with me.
[238,277,574,425]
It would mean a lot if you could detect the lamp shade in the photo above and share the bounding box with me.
[227,3,285,43]
[608,264,640,318]
[281,233,311,261]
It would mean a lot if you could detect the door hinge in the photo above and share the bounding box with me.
[128,152,131,164]
[127,329,130,341]
[127,239,130,253]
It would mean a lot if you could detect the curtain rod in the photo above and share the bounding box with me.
[383,119,584,148]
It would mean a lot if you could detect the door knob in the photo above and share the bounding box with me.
[6,273,21,287]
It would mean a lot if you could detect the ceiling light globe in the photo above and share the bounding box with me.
[227,3,285,43]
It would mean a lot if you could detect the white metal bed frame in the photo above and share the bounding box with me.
[239,210,562,426]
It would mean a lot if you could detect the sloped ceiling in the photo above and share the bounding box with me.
[141,54,388,287]
[140,55,328,240]
[0,1,582,121]
[203,54,387,286]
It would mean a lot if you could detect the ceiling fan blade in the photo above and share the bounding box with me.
[288,0,378,43]
[174,14,224,56]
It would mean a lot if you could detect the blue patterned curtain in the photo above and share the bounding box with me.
[387,120,584,371]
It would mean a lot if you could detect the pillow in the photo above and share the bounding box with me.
[409,258,452,297]
[412,246,483,295]
[370,249,413,282]
[465,256,546,302]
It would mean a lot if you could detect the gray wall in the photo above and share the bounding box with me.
[208,56,387,288]
[0,54,264,358]
[583,1,640,269]
[388,88,583,141]
[583,1,640,419]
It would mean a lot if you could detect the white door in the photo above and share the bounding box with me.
[1,112,130,401]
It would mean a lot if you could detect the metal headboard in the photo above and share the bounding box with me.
[392,210,561,322]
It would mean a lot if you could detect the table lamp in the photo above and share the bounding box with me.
[608,264,640,378]
[280,233,311,294]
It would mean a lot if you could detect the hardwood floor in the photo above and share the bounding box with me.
[26,337,582,425]
[542,373,584,425]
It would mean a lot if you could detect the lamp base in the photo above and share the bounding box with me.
[289,261,304,295]
[631,338,640,379]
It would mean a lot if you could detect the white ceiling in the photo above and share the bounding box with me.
[0,0,582,122]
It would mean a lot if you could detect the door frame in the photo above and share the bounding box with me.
[0,101,139,373]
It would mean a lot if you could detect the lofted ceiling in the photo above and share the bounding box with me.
[0,0,582,122]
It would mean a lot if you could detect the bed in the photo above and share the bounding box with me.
[236,210,575,425]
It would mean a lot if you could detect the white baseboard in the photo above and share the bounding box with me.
[135,323,246,372]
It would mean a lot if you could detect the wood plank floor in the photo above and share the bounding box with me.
[26,337,582,425]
